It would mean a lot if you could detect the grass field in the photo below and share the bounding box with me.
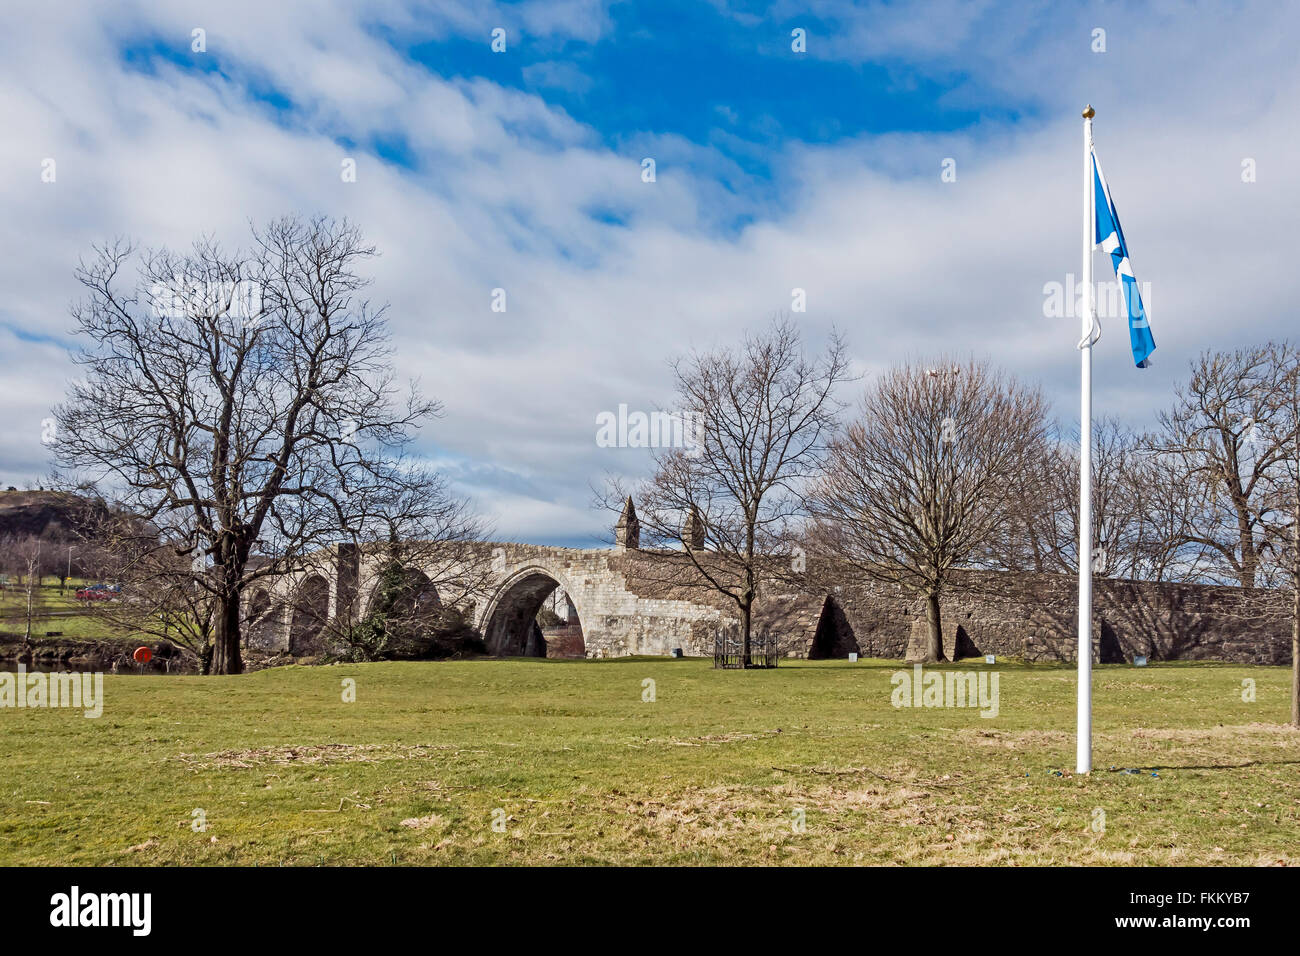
[0,578,147,643]
[1,577,80,613]
[1,657,1296,865]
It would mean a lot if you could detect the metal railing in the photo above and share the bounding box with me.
[713,628,781,669]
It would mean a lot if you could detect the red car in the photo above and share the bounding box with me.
[75,584,119,601]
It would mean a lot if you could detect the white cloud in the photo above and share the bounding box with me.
[1,1,1297,547]
[522,60,595,94]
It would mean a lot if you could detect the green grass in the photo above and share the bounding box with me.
[0,578,148,642]
[1,658,1296,865]
[2,614,139,642]
[0,579,84,615]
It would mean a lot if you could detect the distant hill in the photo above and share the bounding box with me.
[0,490,111,541]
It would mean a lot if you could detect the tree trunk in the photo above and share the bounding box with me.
[1291,583,1299,728]
[1292,501,1299,728]
[742,533,755,668]
[924,590,944,663]
[24,567,39,644]
[741,601,752,668]
[1237,510,1257,589]
[210,590,244,675]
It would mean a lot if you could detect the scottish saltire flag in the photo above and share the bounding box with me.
[1092,149,1156,367]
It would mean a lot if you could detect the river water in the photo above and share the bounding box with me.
[0,655,197,675]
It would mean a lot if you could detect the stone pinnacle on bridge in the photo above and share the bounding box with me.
[614,495,640,550]
[682,506,706,550]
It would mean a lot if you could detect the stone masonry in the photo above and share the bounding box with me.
[245,504,1292,665]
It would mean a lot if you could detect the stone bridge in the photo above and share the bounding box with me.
[239,499,1292,666]
[241,503,763,658]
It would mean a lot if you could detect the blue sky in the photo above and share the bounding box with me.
[399,3,1004,149]
[2,1,1298,547]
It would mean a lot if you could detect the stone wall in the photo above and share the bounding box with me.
[253,541,1292,665]
[540,624,586,658]
[816,568,1291,665]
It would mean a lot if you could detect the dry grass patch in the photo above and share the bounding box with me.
[175,743,457,769]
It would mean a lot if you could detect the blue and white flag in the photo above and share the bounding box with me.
[1092,149,1155,367]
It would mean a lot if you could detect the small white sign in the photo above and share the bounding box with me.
[1133,655,1148,667]
[848,652,858,663]
[985,654,995,664]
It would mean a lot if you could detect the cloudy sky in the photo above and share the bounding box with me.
[1,0,1296,547]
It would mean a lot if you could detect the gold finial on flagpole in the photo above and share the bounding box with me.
[1082,104,1095,118]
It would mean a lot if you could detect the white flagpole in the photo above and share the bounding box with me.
[1077,104,1096,774]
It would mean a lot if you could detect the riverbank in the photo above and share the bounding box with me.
[0,635,192,672]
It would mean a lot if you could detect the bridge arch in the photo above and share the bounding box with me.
[480,564,585,657]
[289,573,331,655]
[242,586,285,651]
[244,586,271,625]
[362,565,441,621]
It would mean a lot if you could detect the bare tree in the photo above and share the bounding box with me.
[1257,353,1300,726]
[0,535,29,588]
[296,471,492,661]
[1116,440,1223,583]
[14,536,44,645]
[76,508,217,669]
[51,216,476,674]
[810,359,1049,662]
[605,318,848,666]
[1152,344,1297,588]
[0,533,59,587]
[1003,417,1149,579]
